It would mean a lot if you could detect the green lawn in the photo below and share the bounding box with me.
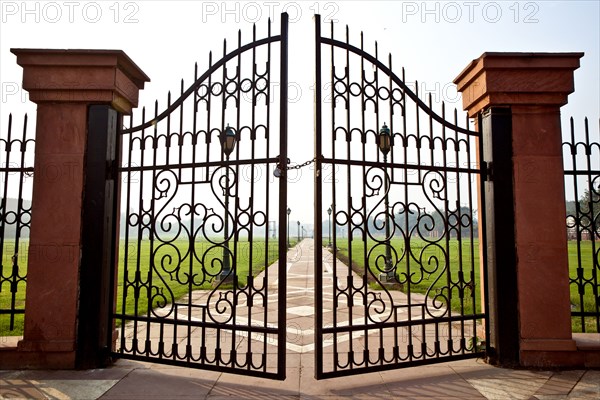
[334,238,600,333]
[0,238,288,336]
[114,237,284,321]
[0,241,27,336]
[568,240,599,333]
[2,238,597,335]
[332,237,483,316]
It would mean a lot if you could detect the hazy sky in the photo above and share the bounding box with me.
[1,0,599,225]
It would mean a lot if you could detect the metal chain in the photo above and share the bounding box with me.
[274,157,316,178]
[286,158,316,170]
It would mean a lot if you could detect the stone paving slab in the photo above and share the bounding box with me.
[0,368,130,399]
[2,361,597,399]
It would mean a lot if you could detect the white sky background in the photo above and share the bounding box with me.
[1,0,599,226]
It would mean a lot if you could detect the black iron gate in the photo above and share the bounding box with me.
[110,13,488,380]
[111,15,288,379]
[313,15,487,378]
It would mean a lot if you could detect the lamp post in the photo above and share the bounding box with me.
[287,207,291,248]
[327,206,332,247]
[302,226,306,240]
[297,220,300,242]
[377,123,393,282]
[220,124,236,282]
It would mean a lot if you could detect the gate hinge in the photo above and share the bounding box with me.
[106,159,117,181]
[483,161,493,182]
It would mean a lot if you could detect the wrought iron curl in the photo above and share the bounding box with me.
[416,242,449,318]
[364,285,393,323]
[202,166,237,244]
[207,289,235,324]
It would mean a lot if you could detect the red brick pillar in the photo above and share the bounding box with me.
[2,49,149,368]
[454,52,584,367]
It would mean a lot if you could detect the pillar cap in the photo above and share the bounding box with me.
[453,52,584,117]
[11,49,150,114]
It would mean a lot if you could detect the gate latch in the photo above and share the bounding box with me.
[274,157,290,178]
[274,157,316,178]
[483,161,493,182]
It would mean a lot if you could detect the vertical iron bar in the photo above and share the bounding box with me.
[466,111,478,351]
[234,29,243,367]
[359,32,370,366]
[277,11,289,380]
[188,63,199,362]
[454,108,463,355]
[248,21,257,372]
[147,100,158,359]
[345,26,354,371]
[1,115,13,329]
[11,115,28,331]
[132,106,147,357]
[584,117,598,332]
[1,115,14,330]
[262,16,272,373]
[569,117,584,330]
[330,20,339,373]
[313,12,324,380]
[571,118,583,330]
[442,101,452,357]
[478,112,491,358]
[207,52,213,173]
[119,113,133,354]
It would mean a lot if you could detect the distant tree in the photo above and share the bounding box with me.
[427,207,477,239]
[565,200,578,218]
[577,182,600,232]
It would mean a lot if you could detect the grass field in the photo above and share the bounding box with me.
[567,240,599,333]
[0,241,26,336]
[0,238,292,336]
[332,237,483,315]
[115,237,286,321]
[1,238,597,335]
[333,238,599,333]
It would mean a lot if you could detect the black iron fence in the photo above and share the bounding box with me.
[0,114,34,335]
[563,117,599,333]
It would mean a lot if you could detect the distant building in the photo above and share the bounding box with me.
[566,216,594,240]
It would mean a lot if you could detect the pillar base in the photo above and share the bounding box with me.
[517,337,600,368]
[520,351,584,369]
[0,347,76,369]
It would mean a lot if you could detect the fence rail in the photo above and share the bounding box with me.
[563,117,600,333]
[0,114,34,335]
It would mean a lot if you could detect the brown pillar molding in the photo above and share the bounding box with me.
[454,52,584,367]
[0,49,149,369]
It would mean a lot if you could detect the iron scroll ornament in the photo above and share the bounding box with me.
[361,167,475,319]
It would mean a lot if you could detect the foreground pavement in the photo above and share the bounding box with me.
[1,358,600,399]
[2,240,599,399]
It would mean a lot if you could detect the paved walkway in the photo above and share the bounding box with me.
[1,239,599,399]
